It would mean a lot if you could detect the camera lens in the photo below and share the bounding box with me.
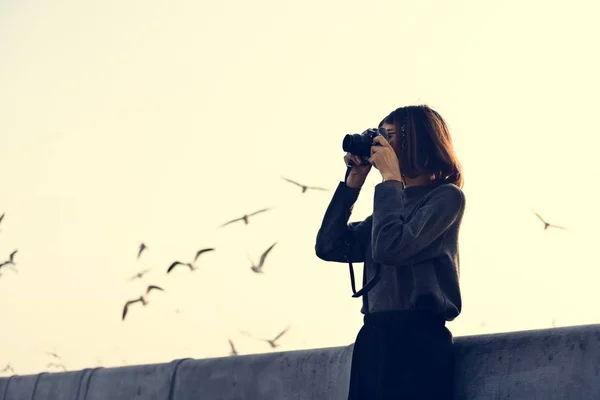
[342,134,358,153]
[343,133,371,157]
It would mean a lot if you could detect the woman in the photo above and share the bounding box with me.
[315,105,466,399]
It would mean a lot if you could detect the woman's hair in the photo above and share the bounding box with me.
[378,105,463,188]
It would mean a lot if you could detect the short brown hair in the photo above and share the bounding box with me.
[378,105,463,188]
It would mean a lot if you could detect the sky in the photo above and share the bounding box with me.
[1,0,600,375]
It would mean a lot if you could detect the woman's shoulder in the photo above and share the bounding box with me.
[427,183,465,206]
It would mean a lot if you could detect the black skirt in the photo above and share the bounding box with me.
[347,310,454,400]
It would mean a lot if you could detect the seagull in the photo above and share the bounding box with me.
[281,177,329,193]
[128,268,152,282]
[262,326,290,348]
[241,326,290,349]
[137,243,147,259]
[219,208,271,228]
[46,351,62,360]
[228,339,238,356]
[0,250,17,269]
[47,362,67,372]
[248,242,277,274]
[122,285,165,320]
[0,265,18,278]
[193,248,215,263]
[166,261,196,274]
[532,210,566,230]
[0,363,14,374]
[166,248,215,274]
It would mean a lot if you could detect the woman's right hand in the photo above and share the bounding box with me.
[343,152,372,189]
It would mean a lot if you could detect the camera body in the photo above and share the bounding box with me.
[342,127,389,165]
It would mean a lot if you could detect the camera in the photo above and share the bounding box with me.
[342,127,389,165]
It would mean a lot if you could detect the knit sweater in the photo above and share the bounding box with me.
[315,179,466,320]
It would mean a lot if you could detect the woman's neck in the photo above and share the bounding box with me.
[403,174,435,188]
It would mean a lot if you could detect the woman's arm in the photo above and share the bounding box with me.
[371,181,465,266]
[315,182,372,263]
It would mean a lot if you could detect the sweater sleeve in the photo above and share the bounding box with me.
[371,180,465,266]
[315,182,373,263]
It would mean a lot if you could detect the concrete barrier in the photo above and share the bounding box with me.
[2,323,600,399]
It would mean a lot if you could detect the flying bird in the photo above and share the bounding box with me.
[0,213,4,226]
[166,248,215,274]
[241,326,290,349]
[0,363,14,374]
[532,210,566,230]
[228,339,238,356]
[122,285,165,320]
[0,250,18,269]
[263,326,290,348]
[248,242,277,274]
[128,268,152,282]
[46,351,62,360]
[219,208,271,228]
[193,248,215,263]
[281,177,329,193]
[0,265,18,278]
[166,261,196,274]
[47,362,67,372]
[137,243,147,259]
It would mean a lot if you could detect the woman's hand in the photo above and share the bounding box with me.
[343,152,372,189]
[369,135,403,182]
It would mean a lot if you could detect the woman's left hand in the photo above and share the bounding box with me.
[369,135,403,182]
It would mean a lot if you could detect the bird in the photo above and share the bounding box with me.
[137,243,147,259]
[228,339,238,356]
[262,326,290,348]
[46,351,62,360]
[281,177,329,193]
[0,265,18,279]
[167,248,215,274]
[219,208,271,228]
[0,250,18,269]
[128,268,152,282]
[193,248,215,263]
[47,362,67,372]
[166,261,196,274]
[0,363,14,374]
[0,212,4,227]
[122,285,165,320]
[248,242,277,274]
[532,210,566,230]
[241,326,290,349]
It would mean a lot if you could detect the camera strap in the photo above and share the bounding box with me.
[344,166,382,301]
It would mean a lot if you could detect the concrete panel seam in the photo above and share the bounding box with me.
[167,358,193,400]
[30,372,47,400]
[82,367,104,400]
[74,369,93,400]
[1,375,15,400]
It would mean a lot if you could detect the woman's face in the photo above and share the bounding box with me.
[381,123,397,150]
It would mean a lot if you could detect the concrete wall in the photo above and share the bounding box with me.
[2,323,600,399]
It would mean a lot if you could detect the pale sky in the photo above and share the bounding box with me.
[1,0,600,375]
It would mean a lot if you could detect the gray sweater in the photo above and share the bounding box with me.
[315,179,466,321]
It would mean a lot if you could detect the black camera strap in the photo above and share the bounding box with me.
[344,165,381,303]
